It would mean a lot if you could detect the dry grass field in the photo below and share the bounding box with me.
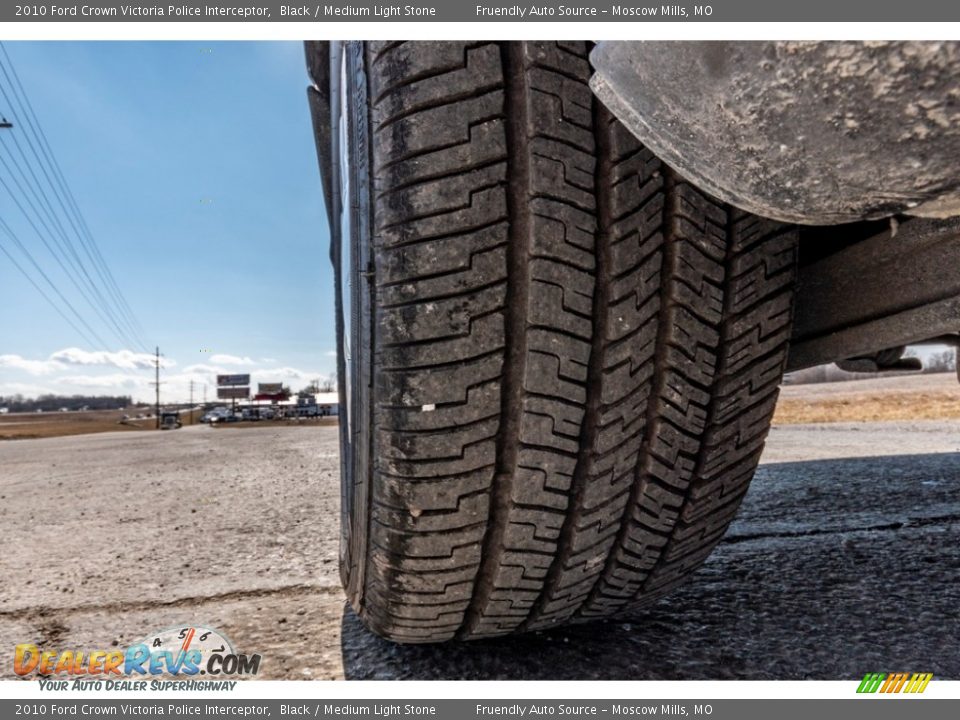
[0,408,335,440]
[0,409,151,440]
[774,372,960,424]
[0,408,210,440]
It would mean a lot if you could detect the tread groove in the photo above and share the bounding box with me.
[457,41,530,640]
[520,96,613,631]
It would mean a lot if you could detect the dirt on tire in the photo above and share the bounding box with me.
[333,41,799,643]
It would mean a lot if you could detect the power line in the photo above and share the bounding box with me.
[0,250,152,405]
[0,166,139,350]
[0,41,148,348]
[0,144,140,350]
[0,103,141,350]
[0,56,144,352]
[0,238,101,349]
[0,42,149,352]
[0,214,110,349]
[0,145,149,388]
[0,119,148,396]
[46,141,149,346]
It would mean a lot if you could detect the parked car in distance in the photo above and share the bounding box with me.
[209,411,241,424]
[201,406,231,423]
[241,407,276,421]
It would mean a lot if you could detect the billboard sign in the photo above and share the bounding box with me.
[217,386,250,400]
[258,382,283,394]
[217,374,250,386]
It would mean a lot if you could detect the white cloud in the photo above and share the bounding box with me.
[0,348,169,377]
[50,347,170,370]
[324,350,337,357]
[209,354,255,366]
[0,354,62,375]
[264,366,317,381]
[0,348,163,400]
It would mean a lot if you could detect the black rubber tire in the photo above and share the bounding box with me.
[332,40,798,643]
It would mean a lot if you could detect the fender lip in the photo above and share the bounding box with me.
[590,41,960,226]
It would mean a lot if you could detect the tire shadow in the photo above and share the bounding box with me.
[339,453,960,680]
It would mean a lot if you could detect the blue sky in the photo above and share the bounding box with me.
[0,41,335,402]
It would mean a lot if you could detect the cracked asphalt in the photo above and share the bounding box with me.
[1,421,958,680]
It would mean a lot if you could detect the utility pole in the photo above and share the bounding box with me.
[189,380,194,425]
[155,346,160,429]
[149,346,165,430]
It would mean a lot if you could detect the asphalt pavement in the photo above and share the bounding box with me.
[1,421,957,680]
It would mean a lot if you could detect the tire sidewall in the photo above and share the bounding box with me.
[332,41,374,610]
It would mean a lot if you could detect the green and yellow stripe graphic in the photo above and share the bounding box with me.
[857,672,933,694]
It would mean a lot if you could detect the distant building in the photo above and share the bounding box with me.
[314,392,339,416]
[286,391,339,417]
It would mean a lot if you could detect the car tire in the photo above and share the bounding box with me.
[327,40,799,643]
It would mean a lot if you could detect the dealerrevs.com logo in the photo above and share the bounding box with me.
[15,626,261,690]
